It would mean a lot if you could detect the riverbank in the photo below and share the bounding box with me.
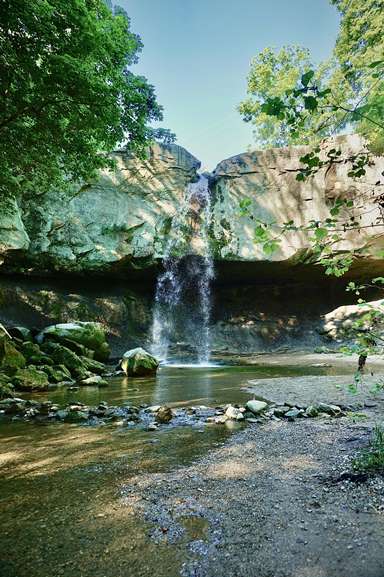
[124,415,384,577]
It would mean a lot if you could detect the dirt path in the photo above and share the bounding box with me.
[123,417,384,577]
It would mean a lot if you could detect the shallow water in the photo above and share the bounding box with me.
[19,362,347,409]
[0,361,354,577]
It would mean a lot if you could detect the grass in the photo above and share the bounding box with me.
[353,426,384,474]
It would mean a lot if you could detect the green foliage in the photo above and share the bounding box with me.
[150,128,177,145]
[353,426,384,473]
[0,0,163,202]
[240,1,384,153]
[238,46,337,147]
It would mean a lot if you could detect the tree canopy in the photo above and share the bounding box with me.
[239,0,384,153]
[0,0,163,203]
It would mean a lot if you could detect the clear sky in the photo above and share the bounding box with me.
[119,0,340,170]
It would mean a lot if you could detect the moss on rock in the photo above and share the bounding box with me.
[37,322,110,362]
[121,348,159,377]
[0,336,26,376]
[40,341,88,379]
[40,364,73,384]
[12,366,49,392]
[0,375,14,399]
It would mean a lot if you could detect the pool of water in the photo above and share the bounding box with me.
[19,362,347,410]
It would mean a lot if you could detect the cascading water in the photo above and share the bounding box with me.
[151,175,214,365]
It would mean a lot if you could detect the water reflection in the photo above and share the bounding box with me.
[19,362,351,410]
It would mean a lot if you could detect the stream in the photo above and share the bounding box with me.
[0,359,358,577]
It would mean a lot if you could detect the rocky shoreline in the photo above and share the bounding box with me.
[0,393,367,431]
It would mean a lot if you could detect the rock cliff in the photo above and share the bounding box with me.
[1,135,383,281]
[210,134,384,280]
[0,135,383,354]
[2,143,200,277]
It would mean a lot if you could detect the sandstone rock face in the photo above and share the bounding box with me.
[321,299,384,341]
[210,135,384,276]
[1,135,383,279]
[0,198,29,262]
[11,143,200,276]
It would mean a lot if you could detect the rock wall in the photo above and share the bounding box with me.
[1,135,384,281]
[210,134,384,280]
[0,276,363,356]
[1,135,384,353]
[2,143,200,278]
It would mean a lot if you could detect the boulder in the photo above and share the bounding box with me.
[121,348,159,377]
[80,356,106,375]
[7,327,33,342]
[20,341,55,366]
[12,366,49,392]
[0,336,26,376]
[40,364,73,384]
[0,375,14,399]
[246,400,268,414]
[321,300,384,342]
[155,406,173,423]
[36,322,110,362]
[40,341,88,379]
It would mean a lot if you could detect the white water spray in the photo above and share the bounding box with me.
[151,175,214,365]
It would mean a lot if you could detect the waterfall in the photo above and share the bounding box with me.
[151,175,214,365]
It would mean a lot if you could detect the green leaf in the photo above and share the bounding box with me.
[301,70,315,87]
[304,95,318,111]
[260,97,285,117]
[314,227,328,240]
[318,88,332,98]
[369,60,384,68]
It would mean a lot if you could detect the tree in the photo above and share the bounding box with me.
[238,46,341,148]
[0,0,163,203]
[239,0,384,153]
[330,0,384,154]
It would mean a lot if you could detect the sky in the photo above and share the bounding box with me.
[119,0,340,170]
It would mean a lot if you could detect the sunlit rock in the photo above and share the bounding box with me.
[121,347,159,377]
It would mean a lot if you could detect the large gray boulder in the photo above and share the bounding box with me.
[320,299,384,341]
[121,348,159,377]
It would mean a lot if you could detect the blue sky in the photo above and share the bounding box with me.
[119,0,340,169]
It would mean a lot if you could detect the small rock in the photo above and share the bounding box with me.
[225,405,243,420]
[147,423,158,431]
[215,415,228,424]
[246,400,268,414]
[364,400,377,408]
[273,406,290,417]
[285,408,302,420]
[145,405,161,413]
[305,405,319,418]
[317,403,341,416]
[156,406,173,424]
